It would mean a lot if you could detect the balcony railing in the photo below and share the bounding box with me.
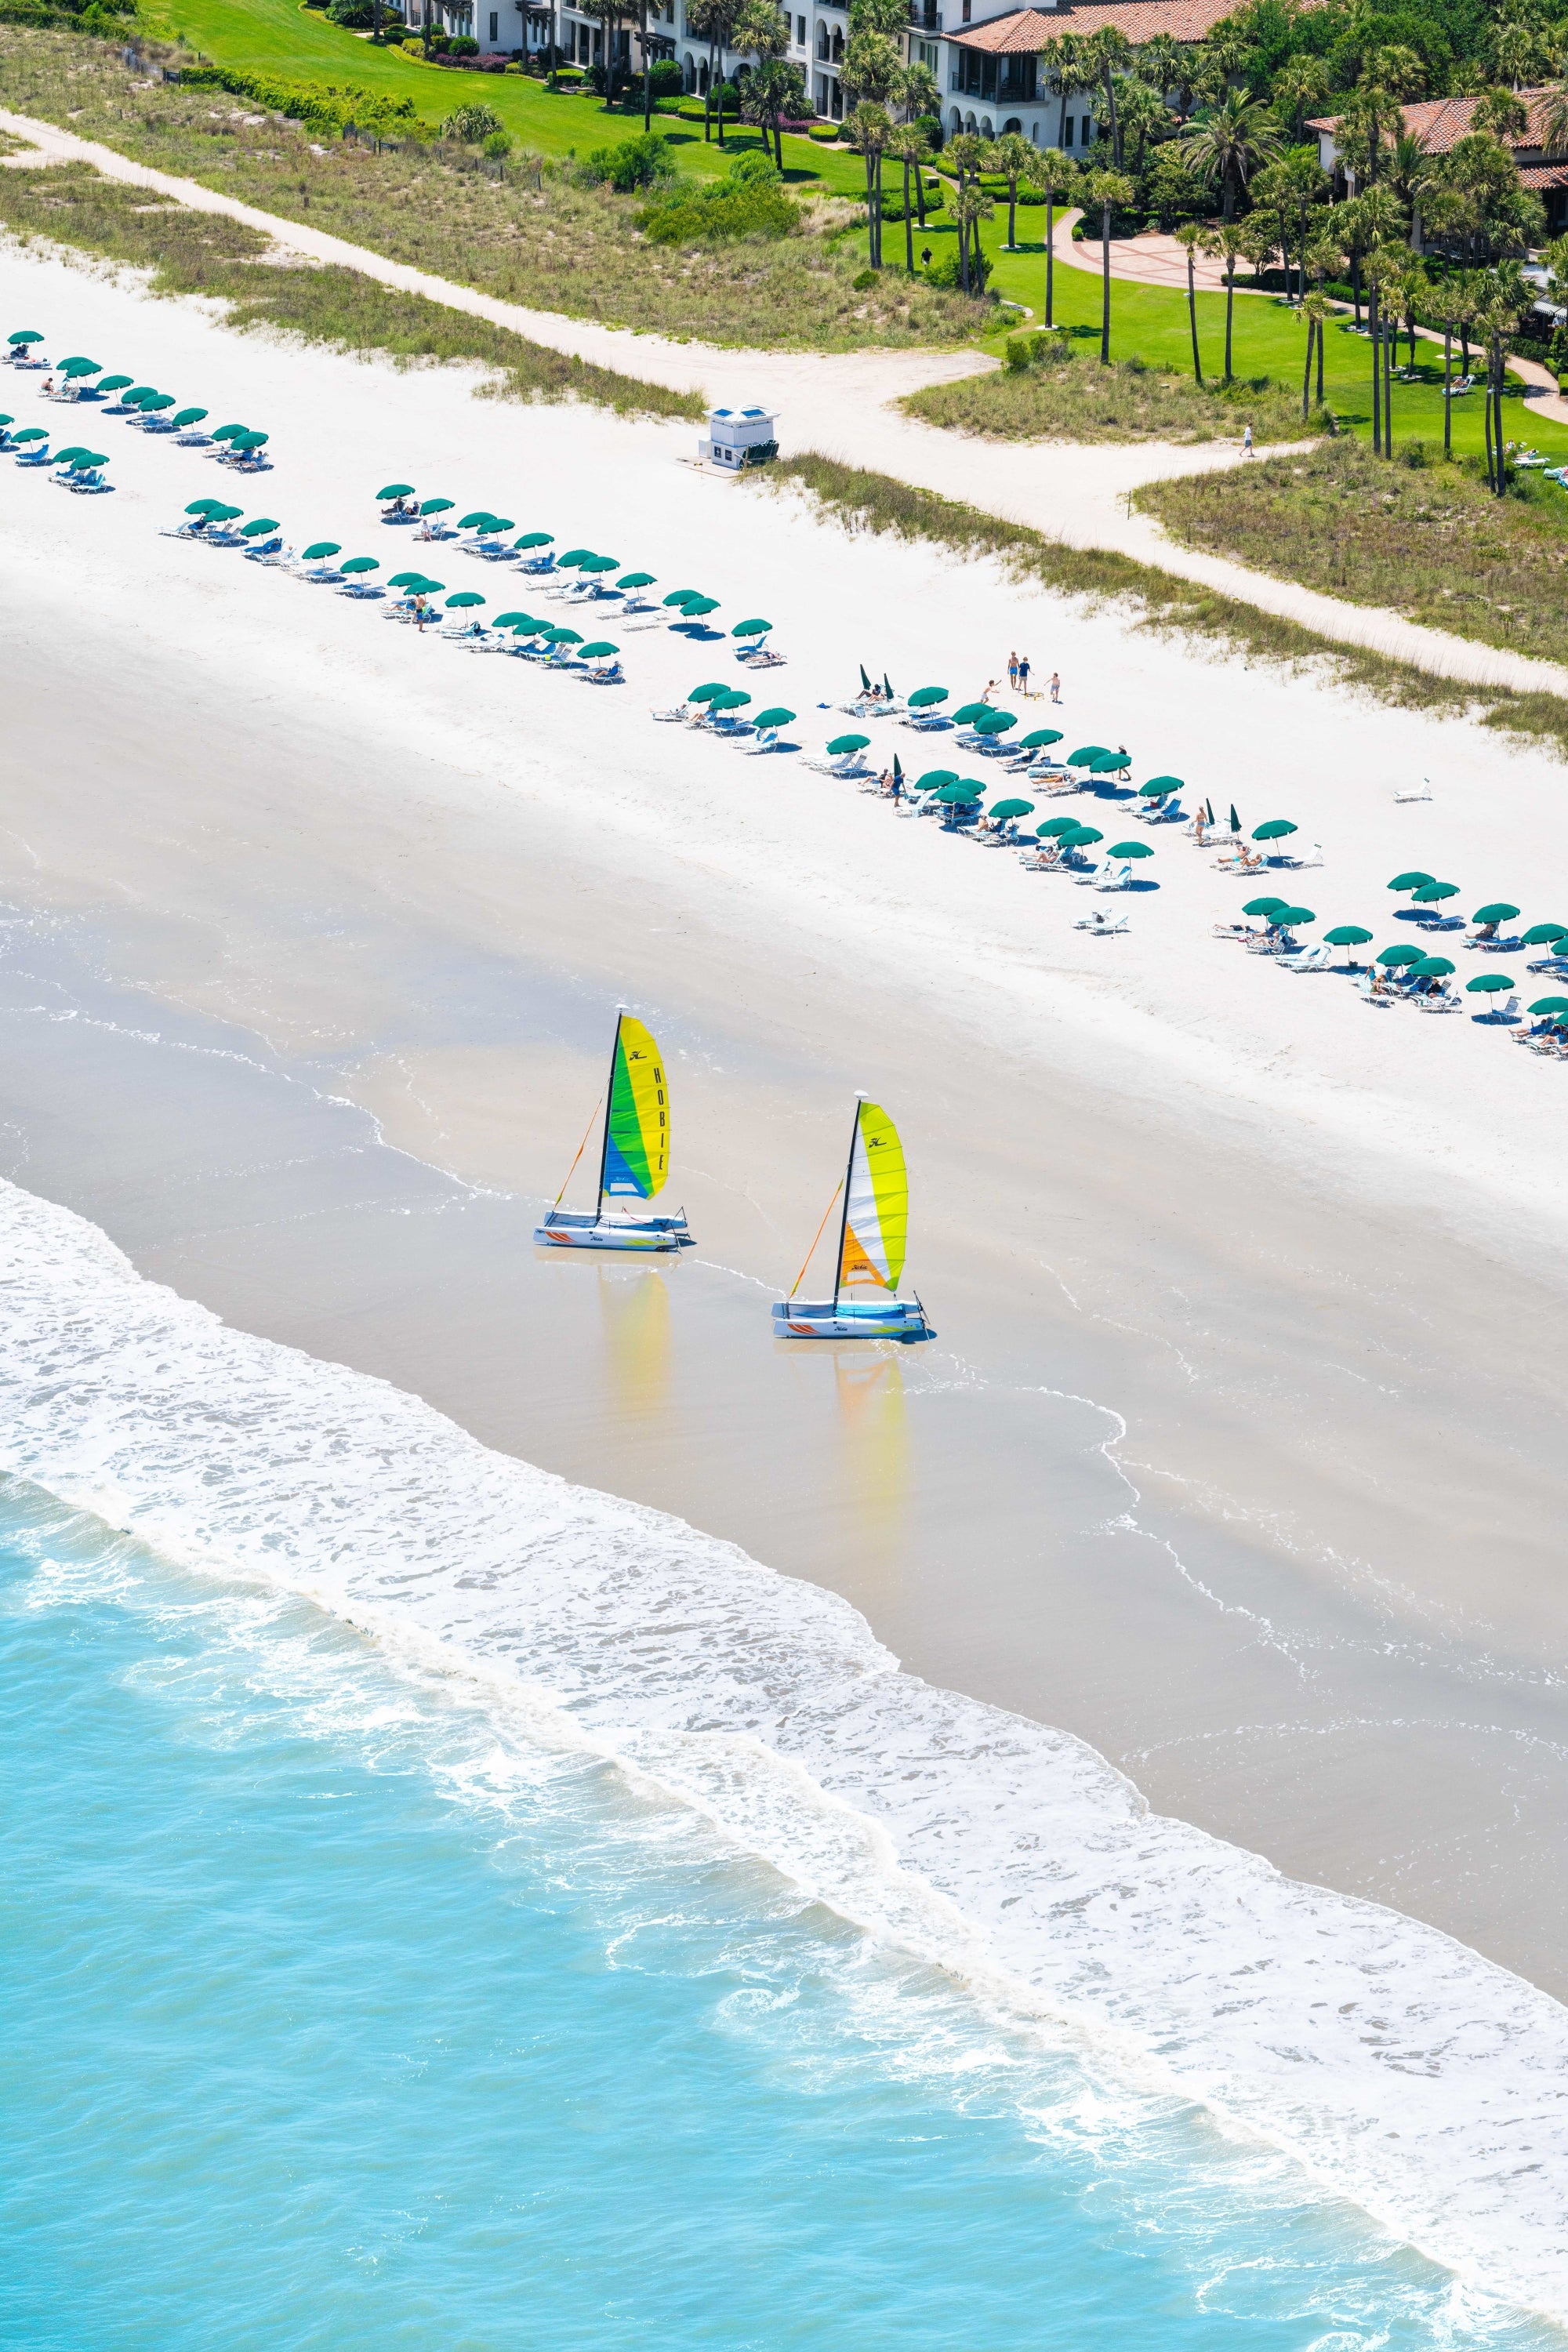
[908,0,941,26]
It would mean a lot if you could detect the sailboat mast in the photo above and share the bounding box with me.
[831,1099,859,1308]
[594,1011,623,1221]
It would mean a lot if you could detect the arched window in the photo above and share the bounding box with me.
[830,25,843,60]
[1002,115,1021,132]
[697,56,709,89]
[979,114,993,135]
[964,108,976,131]
[948,105,962,130]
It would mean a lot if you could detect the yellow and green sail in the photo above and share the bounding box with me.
[837,1100,908,1293]
[601,1016,670,1201]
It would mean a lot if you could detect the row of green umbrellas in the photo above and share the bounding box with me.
[1388,873,1566,942]
[688,682,794,724]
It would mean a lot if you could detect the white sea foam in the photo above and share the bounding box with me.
[3,1174,1566,2320]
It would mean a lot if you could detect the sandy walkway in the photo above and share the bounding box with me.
[4,106,1567,708]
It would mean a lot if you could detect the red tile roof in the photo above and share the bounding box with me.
[949,0,1262,51]
[1309,87,1566,158]
[1518,161,1568,189]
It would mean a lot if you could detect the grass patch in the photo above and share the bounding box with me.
[0,26,984,350]
[902,345,1312,448]
[764,452,1568,760]
[1135,437,1568,670]
[0,158,702,413]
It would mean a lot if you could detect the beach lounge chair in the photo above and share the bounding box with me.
[1073,910,1129,935]
[579,659,624,685]
[1092,861,1134,893]
[241,535,284,560]
[1417,984,1462,1012]
[15,443,51,466]
[1357,972,1392,1006]
[1477,993,1521,1023]
[1278,945,1332,974]
[68,469,111,494]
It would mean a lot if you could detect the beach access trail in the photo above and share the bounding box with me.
[5,105,1567,700]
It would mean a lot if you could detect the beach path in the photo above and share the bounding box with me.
[5,106,1568,699]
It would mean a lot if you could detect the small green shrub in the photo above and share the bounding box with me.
[441,100,504,139]
[482,129,512,158]
[924,243,992,293]
[446,33,479,55]
[580,129,673,190]
[640,160,795,244]
[851,266,875,289]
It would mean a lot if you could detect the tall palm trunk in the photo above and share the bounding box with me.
[1044,194,1055,325]
[1224,263,1235,383]
[1384,310,1394,456]
[1099,199,1112,361]
[1185,245,1201,384]
[903,156,913,274]
[1442,327,1453,455]
[1369,287,1381,455]
[1350,249,1361,328]
[1483,356,1495,488]
[1301,314,1313,420]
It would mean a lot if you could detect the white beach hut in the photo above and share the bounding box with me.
[699,405,779,470]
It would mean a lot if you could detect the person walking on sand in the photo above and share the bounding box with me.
[1007,651,1020,692]
[1048,670,1061,704]
[1018,654,1032,696]
[1243,419,1254,457]
[982,677,1001,703]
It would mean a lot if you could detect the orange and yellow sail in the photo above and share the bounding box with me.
[837,1100,908,1293]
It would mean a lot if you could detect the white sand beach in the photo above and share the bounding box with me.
[8,234,1568,2306]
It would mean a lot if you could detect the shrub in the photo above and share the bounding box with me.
[924,242,991,292]
[1004,328,1069,370]
[580,129,674,190]
[725,148,779,185]
[632,57,684,100]
[326,0,396,25]
[913,111,941,149]
[482,129,512,157]
[176,61,416,132]
[441,100,504,138]
[639,161,796,244]
[446,32,478,54]
[851,266,875,289]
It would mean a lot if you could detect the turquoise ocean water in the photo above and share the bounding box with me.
[1,1477,1558,2352]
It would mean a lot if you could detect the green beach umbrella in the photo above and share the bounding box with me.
[952,702,991,725]
[1138,776,1181,796]
[827,734,870,754]
[303,542,341,561]
[1087,750,1129,773]
[754,708,796,728]
[682,597,720,617]
[171,408,207,429]
[377,482,416,499]
[7,330,44,345]
[1473,902,1520,924]
[142,394,176,413]
[120,390,156,409]
[1412,956,1455,976]
[445,590,485,608]
[58,357,101,379]
[916,770,959,790]
[1252,819,1298,841]
[1376,943,1425,967]
[390,570,431,588]
[1067,744,1109,764]
[484,518,515,535]
[209,505,243,522]
[1410,881,1458,903]
[1522,922,1568,946]
[935,781,982,803]
[98,376,133,394]
[185,498,223,515]
[732,618,772,637]
[492,607,535,623]
[579,641,619,659]
[618,572,656,590]
[1388,871,1435,891]
[70,452,107,470]
[1021,728,1063,749]
[339,556,379,575]
[240,517,278,537]
[546,626,583,644]
[1529,996,1568,1014]
[458,510,498,529]
[557,546,596,564]
[1229,804,1241,831]
[53,445,89,464]
[1243,896,1288,916]
[421,498,456,517]
[510,526,550,544]
[1038,815,1083,837]
[1323,925,1373,948]
[11,427,46,443]
[1109,840,1154,858]
[211,422,247,440]
[974,711,1017,735]
[1272,905,1316,926]
[908,686,948,708]
[688,683,730,702]
[1064,824,1103,844]
[1467,972,1515,993]
[989,798,1036,819]
[577,553,616,572]
[664,589,704,608]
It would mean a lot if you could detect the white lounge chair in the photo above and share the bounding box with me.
[1093,861,1134,893]
[1278,945,1331,973]
[1073,910,1128,934]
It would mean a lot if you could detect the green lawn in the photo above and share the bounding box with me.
[147,0,867,189]
[867,200,1568,463]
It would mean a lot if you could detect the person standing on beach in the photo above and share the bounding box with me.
[982,677,1001,702]
[1243,420,1254,457]
[1048,671,1061,703]
[1007,651,1020,692]
[1018,655,1032,697]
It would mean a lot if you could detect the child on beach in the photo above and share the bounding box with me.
[1018,655,1032,695]
[1007,652,1019,691]
[1048,671,1061,703]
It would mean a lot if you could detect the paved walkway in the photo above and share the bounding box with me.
[6,108,1568,702]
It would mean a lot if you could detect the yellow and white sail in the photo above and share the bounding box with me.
[837,1100,908,1294]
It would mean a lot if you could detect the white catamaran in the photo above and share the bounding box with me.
[774,1098,933,1341]
[535,1012,694,1253]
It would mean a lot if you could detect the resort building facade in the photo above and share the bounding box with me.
[1310,89,1568,236]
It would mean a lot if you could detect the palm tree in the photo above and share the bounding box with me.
[1427,274,1474,456]
[742,56,806,168]
[1477,281,1523,493]
[688,0,742,142]
[990,132,1035,249]
[1201,220,1247,383]
[1080,168,1136,361]
[1180,89,1283,220]
[888,122,931,274]
[1173,219,1206,383]
[1540,82,1568,158]
[1299,289,1330,421]
[951,181,994,298]
[1272,53,1329,143]
[1079,24,1134,165]
[847,103,893,268]
[895,58,939,125]
[1026,151,1076,327]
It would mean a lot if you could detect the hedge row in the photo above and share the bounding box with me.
[176,60,417,132]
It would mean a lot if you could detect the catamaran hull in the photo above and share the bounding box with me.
[771,1298,934,1342]
[534,1209,693,1253]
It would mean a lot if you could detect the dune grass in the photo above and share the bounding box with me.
[903,343,1312,447]
[1136,438,1568,672]
[763,452,1568,759]
[0,26,983,350]
[0,157,703,413]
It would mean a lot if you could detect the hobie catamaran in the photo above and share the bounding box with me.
[535,1012,694,1252]
[774,1098,933,1341]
